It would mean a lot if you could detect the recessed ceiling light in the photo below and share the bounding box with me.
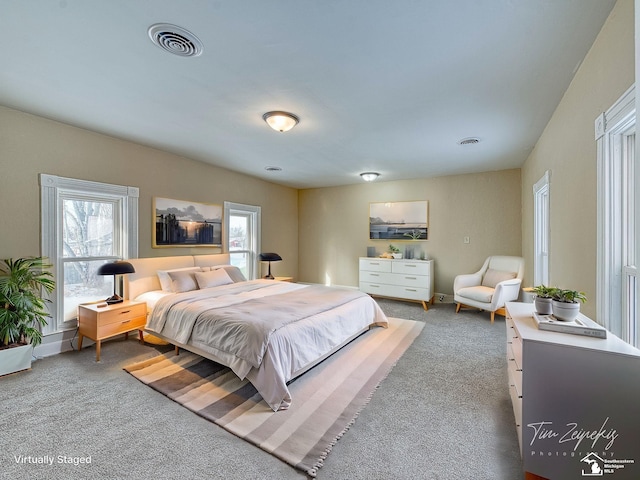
[265,166,282,172]
[148,24,203,57]
[458,137,480,145]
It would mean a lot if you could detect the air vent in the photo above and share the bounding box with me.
[148,24,203,57]
[458,137,480,145]
[265,166,283,172]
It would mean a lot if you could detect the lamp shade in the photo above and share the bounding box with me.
[97,261,135,276]
[97,261,135,304]
[258,253,282,279]
[258,253,282,262]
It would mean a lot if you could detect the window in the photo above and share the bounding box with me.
[40,174,138,334]
[595,85,637,346]
[224,202,260,279]
[533,171,550,287]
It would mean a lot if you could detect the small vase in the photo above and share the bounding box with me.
[534,296,553,315]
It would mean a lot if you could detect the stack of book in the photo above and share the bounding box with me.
[532,312,607,339]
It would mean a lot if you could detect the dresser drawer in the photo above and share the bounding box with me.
[506,317,519,343]
[96,313,146,338]
[97,302,147,326]
[359,258,391,273]
[507,355,523,397]
[509,383,523,426]
[361,282,430,301]
[510,336,523,370]
[391,261,430,276]
[359,271,392,284]
[360,271,427,288]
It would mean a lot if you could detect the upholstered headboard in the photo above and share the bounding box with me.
[123,254,231,301]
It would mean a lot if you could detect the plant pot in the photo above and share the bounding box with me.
[551,300,581,322]
[391,253,403,259]
[0,343,34,376]
[534,296,553,315]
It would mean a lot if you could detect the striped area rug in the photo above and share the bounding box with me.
[124,317,423,477]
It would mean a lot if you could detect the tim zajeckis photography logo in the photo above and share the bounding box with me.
[526,417,636,476]
[13,454,92,466]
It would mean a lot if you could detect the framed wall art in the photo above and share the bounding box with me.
[369,200,428,240]
[153,197,222,247]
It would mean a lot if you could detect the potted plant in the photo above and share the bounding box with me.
[0,257,55,376]
[531,285,557,315]
[551,288,587,322]
[388,244,402,259]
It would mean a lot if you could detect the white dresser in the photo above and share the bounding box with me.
[505,302,640,480]
[358,257,434,310]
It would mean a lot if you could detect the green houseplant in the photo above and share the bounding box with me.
[551,288,587,322]
[0,257,55,375]
[388,244,402,259]
[531,284,557,315]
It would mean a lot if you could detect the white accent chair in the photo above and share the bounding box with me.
[454,256,524,323]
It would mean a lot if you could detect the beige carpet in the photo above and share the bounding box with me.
[124,317,423,477]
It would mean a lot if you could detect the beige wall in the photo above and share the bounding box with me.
[298,169,522,294]
[0,106,299,278]
[521,0,634,319]
[0,0,632,322]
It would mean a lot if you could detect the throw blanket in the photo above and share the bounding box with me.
[147,281,369,370]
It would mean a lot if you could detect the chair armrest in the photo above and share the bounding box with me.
[490,279,523,309]
[453,273,483,292]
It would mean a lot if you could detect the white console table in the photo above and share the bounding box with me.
[358,257,434,310]
[505,302,640,480]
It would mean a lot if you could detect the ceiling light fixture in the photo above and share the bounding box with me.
[263,111,299,132]
[458,137,480,145]
[360,172,380,182]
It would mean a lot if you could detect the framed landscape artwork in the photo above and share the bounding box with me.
[369,200,428,240]
[153,197,222,247]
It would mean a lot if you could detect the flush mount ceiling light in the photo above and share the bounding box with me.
[360,172,380,182]
[265,166,282,172]
[148,23,204,57]
[263,111,299,132]
[458,137,480,145]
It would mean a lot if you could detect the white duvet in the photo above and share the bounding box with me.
[146,280,388,410]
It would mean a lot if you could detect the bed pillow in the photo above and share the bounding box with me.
[481,269,517,288]
[134,290,171,310]
[167,270,200,293]
[194,268,234,289]
[157,267,202,291]
[211,265,247,283]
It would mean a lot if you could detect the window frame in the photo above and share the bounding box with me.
[40,174,138,334]
[533,170,551,287]
[595,85,637,346]
[223,201,261,280]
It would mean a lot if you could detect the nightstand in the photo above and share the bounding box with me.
[274,276,293,282]
[78,300,147,361]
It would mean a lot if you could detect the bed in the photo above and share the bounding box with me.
[124,254,388,411]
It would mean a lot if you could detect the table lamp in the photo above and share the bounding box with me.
[97,260,135,304]
[258,253,282,279]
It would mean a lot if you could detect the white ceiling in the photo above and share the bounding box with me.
[0,0,616,188]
